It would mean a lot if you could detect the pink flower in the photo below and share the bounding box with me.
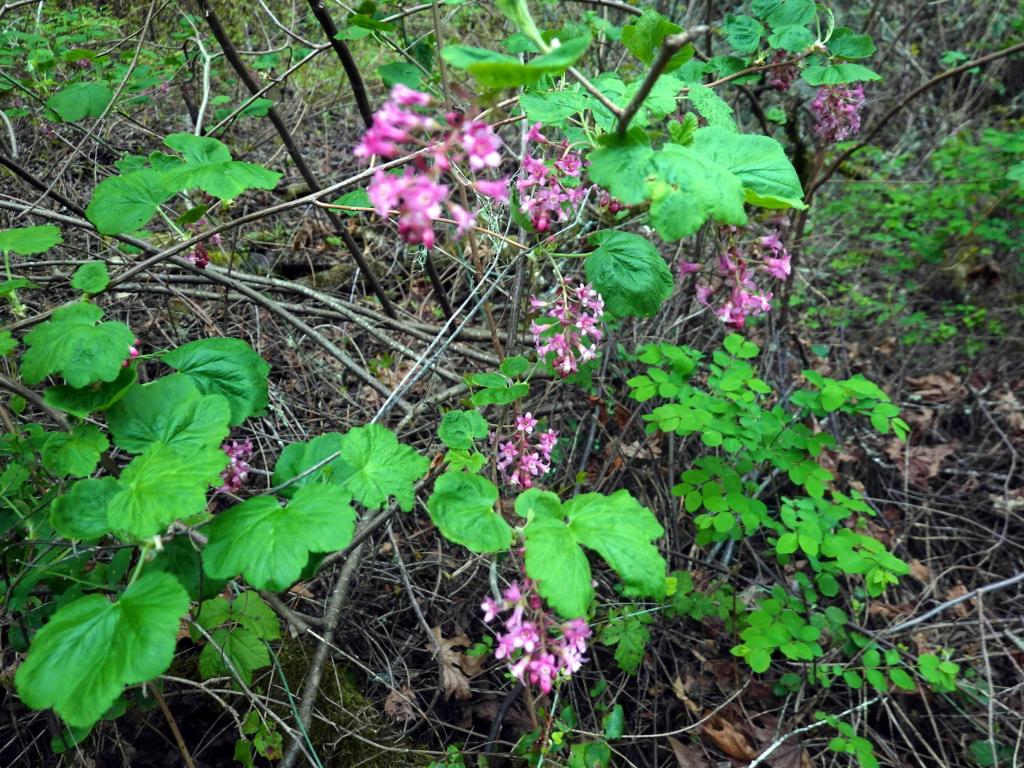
[764,254,791,280]
[531,279,604,378]
[677,260,702,276]
[526,122,547,144]
[462,120,503,171]
[391,83,431,106]
[516,413,538,434]
[218,438,253,493]
[474,178,510,202]
[449,203,475,236]
[554,152,583,177]
[481,597,500,623]
[811,84,866,144]
[766,51,799,91]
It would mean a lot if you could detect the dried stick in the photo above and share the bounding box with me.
[304,0,373,128]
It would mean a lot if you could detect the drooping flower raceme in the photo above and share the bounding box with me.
[811,84,866,144]
[766,51,799,91]
[496,412,558,489]
[353,85,509,249]
[481,579,592,695]
[530,280,605,377]
[218,438,253,493]
[685,227,792,329]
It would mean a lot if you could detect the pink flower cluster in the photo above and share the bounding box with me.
[122,338,140,367]
[680,228,791,328]
[766,51,799,91]
[354,84,508,249]
[811,84,866,144]
[183,220,222,269]
[497,412,558,489]
[518,123,591,232]
[218,438,253,493]
[530,280,604,377]
[481,580,592,695]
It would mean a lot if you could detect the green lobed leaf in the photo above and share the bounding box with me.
[0,224,63,255]
[334,424,429,511]
[769,24,814,52]
[520,89,589,128]
[828,27,876,59]
[161,338,270,426]
[427,471,512,553]
[70,261,109,294]
[21,302,135,388]
[682,82,736,129]
[438,410,489,450]
[442,36,589,88]
[724,14,764,53]
[199,628,269,686]
[45,82,113,122]
[523,507,593,618]
[43,367,137,418]
[691,126,806,209]
[144,536,225,601]
[50,476,118,540]
[106,444,227,538]
[203,484,356,591]
[14,572,189,728]
[41,424,108,478]
[585,231,674,318]
[600,613,651,674]
[86,170,176,235]
[621,9,693,71]
[272,432,345,496]
[106,374,231,456]
[802,62,881,85]
[586,129,654,206]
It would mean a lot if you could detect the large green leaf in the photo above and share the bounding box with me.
[334,424,429,511]
[162,133,281,201]
[0,224,63,255]
[43,367,137,418]
[691,126,806,209]
[427,471,512,553]
[106,374,231,455]
[518,490,593,618]
[724,15,764,53]
[566,490,667,599]
[50,476,118,540]
[442,36,589,88]
[586,130,654,206]
[519,90,589,128]
[86,170,175,235]
[203,485,356,590]
[584,231,674,318]
[14,572,189,728]
[106,444,226,538]
[21,302,135,388]
[161,338,270,426]
[45,82,112,122]
[827,27,876,59]
[41,424,108,478]
[647,142,748,240]
[272,432,345,496]
[801,62,881,85]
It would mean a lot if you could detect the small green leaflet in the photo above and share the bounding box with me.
[21,302,135,388]
[14,572,189,728]
[41,424,108,478]
[802,62,881,85]
[203,484,356,591]
[378,61,423,89]
[45,82,113,122]
[161,337,270,426]
[427,471,512,553]
[438,410,489,450]
[621,9,693,71]
[0,224,63,255]
[106,444,227,538]
[195,593,280,686]
[442,36,590,88]
[682,83,736,130]
[585,231,674,318]
[106,374,231,456]
[70,261,109,294]
[600,612,651,674]
[333,424,429,511]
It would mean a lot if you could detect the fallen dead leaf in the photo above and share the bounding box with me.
[288,582,315,598]
[671,676,701,714]
[906,371,965,403]
[702,716,757,760]
[430,627,483,701]
[909,559,931,583]
[885,441,957,487]
[945,583,973,618]
[993,388,1024,432]
[667,736,709,767]
[383,686,416,721]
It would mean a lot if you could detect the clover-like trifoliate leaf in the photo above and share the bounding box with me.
[106,444,227,538]
[333,424,429,511]
[21,302,135,388]
[14,572,189,728]
[162,133,281,201]
[565,490,666,600]
[585,231,674,318]
[50,476,118,540]
[203,485,355,591]
[427,471,512,553]
[0,224,63,255]
[106,374,231,455]
[271,432,345,497]
[161,338,270,426]
[519,488,667,619]
[43,366,137,418]
[41,424,108,478]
